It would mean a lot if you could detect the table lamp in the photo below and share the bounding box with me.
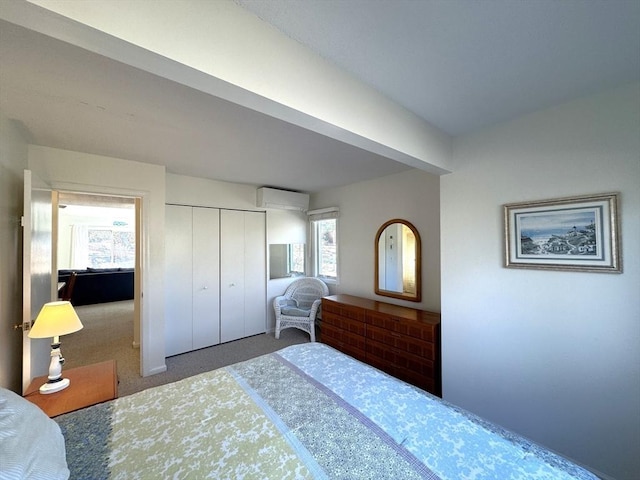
[28,301,83,394]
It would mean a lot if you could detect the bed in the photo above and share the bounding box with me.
[2,343,598,480]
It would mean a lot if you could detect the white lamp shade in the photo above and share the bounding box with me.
[28,301,83,339]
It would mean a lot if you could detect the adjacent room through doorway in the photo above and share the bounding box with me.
[55,192,140,380]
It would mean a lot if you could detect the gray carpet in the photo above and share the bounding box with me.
[63,300,311,397]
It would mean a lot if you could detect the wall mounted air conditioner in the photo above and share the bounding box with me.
[256,187,309,211]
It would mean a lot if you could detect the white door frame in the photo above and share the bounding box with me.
[48,181,146,377]
[22,170,53,393]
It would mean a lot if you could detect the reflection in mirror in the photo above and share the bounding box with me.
[378,224,416,294]
[375,219,421,302]
[269,244,305,279]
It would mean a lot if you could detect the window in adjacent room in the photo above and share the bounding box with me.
[87,227,135,268]
[308,208,339,283]
[58,197,136,270]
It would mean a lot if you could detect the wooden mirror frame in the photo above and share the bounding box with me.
[374,219,422,302]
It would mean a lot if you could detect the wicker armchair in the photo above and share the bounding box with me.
[274,277,329,342]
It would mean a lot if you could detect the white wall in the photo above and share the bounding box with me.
[166,173,257,210]
[28,146,167,377]
[311,168,441,312]
[441,83,640,480]
[0,110,29,391]
[266,209,307,245]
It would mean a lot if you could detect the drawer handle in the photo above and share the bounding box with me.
[390,332,402,338]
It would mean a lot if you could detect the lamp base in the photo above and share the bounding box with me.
[39,377,70,394]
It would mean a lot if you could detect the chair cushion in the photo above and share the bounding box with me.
[279,299,298,307]
[281,306,311,317]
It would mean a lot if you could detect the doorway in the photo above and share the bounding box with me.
[55,192,141,380]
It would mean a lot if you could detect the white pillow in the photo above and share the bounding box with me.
[0,387,69,480]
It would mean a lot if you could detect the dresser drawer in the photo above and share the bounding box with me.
[321,323,367,361]
[365,355,436,394]
[322,312,366,336]
[322,300,365,322]
[365,324,435,360]
[366,338,435,378]
[395,368,436,394]
[365,311,437,342]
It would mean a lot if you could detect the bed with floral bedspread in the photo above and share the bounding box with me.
[54,343,598,480]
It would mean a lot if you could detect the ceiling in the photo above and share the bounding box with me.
[1,1,638,193]
[0,19,409,193]
[237,0,640,136]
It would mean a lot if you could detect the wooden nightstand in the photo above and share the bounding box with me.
[24,360,118,417]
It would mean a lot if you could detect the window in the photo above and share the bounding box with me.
[309,208,339,282]
[288,243,305,276]
[87,227,135,268]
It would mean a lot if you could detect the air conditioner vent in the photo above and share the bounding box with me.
[256,187,309,211]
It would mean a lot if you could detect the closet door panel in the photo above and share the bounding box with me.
[164,205,193,357]
[192,207,220,350]
[244,211,266,337]
[220,210,246,343]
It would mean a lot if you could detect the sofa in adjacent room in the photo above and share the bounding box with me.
[57,268,134,306]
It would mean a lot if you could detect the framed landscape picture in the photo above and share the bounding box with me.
[504,193,621,273]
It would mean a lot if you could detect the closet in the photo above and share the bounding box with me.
[165,205,265,356]
[220,209,266,342]
[165,206,220,356]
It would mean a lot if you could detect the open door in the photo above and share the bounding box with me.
[133,197,142,351]
[22,170,53,393]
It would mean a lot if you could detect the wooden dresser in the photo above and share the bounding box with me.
[321,294,441,397]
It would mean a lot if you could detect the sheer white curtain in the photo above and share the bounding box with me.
[70,225,89,269]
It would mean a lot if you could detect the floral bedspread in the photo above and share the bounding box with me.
[56,343,598,480]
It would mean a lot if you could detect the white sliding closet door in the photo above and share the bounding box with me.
[192,207,220,349]
[165,205,193,357]
[220,210,266,343]
[243,211,267,336]
[165,205,220,356]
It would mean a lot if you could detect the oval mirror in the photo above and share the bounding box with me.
[375,219,421,302]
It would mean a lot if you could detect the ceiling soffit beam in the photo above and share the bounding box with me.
[7,0,452,175]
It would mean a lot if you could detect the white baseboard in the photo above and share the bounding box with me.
[146,365,167,376]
